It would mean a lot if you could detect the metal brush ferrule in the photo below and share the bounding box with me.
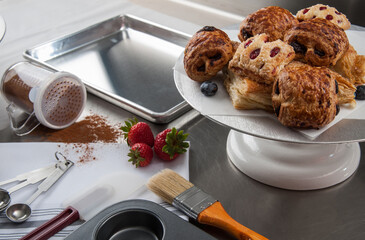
[172,186,217,219]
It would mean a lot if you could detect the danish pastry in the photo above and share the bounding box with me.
[238,6,298,42]
[229,34,295,85]
[284,18,349,67]
[184,26,234,82]
[296,4,351,30]
[332,71,356,107]
[331,45,365,86]
[223,67,273,111]
[272,62,339,129]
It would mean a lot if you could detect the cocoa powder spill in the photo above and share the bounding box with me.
[31,114,123,163]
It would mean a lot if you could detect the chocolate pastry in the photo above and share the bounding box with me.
[229,34,295,85]
[272,62,339,129]
[238,6,298,42]
[284,18,349,67]
[331,45,365,86]
[223,67,273,111]
[184,26,234,82]
[296,4,351,30]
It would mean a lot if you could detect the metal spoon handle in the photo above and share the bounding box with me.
[7,167,56,194]
[25,161,73,205]
[0,164,56,187]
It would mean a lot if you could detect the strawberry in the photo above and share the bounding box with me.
[154,127,189,161]
[128,143,153,167]
[121,118,154,147]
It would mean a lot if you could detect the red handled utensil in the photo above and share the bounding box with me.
[19,172,146,240]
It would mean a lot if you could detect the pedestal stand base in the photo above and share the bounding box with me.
[227,130,360,190]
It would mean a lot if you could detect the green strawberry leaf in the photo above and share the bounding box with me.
[128,146,146,168]
[120,117,139,144]
[162,127,189,159]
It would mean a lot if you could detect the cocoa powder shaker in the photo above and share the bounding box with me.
[0,61,87,135]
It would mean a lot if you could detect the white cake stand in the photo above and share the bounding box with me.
[174,54,364,190]
[0,16,5,42]
[224,129,360,190]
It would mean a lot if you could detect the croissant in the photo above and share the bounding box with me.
[332,70,356,107]
[272,62,339,129]
[238,6,298,42]
[331,45,365,86]
[284,18,349,67]
[184,26,234,82]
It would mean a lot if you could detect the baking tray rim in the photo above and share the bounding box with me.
[22,14,193,123]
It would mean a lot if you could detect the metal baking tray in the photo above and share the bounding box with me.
[65,199,216,240]
[23,15,192,123]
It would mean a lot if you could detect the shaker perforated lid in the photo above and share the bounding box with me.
[34,72,86,129]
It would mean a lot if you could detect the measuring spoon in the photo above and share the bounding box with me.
[0,166,56,212]
[6,158,73,223]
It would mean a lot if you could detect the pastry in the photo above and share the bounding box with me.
[332,70,356,107]
[272,62,339,129]
[184,26,234,82]
[296,4,351,30]
[231,40,241,54]
[331,45,365,86]
[229,34,295,85]
[223,67,273,111]
[284,18,349,67]
[238,6,298,42]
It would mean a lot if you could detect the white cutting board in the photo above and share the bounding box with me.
[62,171,147,221]
[0,142,189,210]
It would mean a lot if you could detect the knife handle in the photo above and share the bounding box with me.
[20,206,80,240]
[197,202,268,240]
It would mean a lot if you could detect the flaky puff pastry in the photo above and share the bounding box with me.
[284,18,349,67]
[272,62,339,129]
[331,45,365,86]
[332,70,356,107]
[296,4,351,30]
[184,26,234,82]
[238,6,298,42]
[223,67,273,111]
[229,34,295,85]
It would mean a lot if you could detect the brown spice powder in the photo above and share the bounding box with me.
[32,114,123,163]
[34,114,122,143]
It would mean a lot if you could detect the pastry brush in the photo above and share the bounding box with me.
[147,169,268,240]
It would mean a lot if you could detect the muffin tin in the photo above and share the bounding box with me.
[65,199,216,240]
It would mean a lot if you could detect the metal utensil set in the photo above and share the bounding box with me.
[0,152,73,222]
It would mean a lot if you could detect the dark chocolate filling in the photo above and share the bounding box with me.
[198,26,216,33]
[240,29,253,40]
[290,41,307,55]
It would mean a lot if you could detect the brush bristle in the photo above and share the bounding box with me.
[147,169,194,204]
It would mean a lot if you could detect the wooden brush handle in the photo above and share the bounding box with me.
[197,202,268,240]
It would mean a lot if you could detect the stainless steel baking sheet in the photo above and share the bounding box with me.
[23,15,192,123]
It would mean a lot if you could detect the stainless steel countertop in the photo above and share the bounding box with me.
[0,1,365,239]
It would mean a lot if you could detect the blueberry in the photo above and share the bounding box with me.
[200,81,218,96]
[355,85,365,100]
